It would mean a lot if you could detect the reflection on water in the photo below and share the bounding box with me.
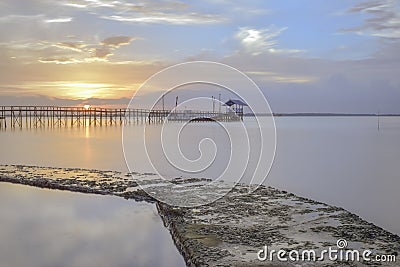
[0,183,186,267]
[267,116,400,235]
[0,125,128,171]
[0,117,399,234]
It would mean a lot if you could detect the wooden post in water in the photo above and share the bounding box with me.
[378,110,380,131]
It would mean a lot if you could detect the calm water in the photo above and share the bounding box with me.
[1,116,399,236]
[0,183,186,267]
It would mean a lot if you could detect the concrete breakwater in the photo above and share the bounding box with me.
[0,165,399,266]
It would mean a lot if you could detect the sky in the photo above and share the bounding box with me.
[0,0,399,113]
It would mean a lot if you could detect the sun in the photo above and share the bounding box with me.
[84,105,91,110]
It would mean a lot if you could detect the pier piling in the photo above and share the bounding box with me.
[0,106,242,129]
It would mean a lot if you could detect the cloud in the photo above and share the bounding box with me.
[0,14,43,22]
[91,46,112,59]
[245,71,317,84]
[102,13,226,25]
[343,0,400,39]
[221,46,400,113]
[37,35,135,63]
[62,0,120,9]
[129,1,189,12]
[0,80,137,102]
[89,36,134,60]
[0,14,73,24]
[38,57,83,64]
[0,13,76,44]
[44,17,73,23]
[204,0,270,18]
[54,42,87,52]
[101,36,134,47]
[61,0,226,25]
[235,26,304,56]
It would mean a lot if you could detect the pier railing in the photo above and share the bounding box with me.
[0,106,241,129]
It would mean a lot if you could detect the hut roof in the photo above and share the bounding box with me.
[223,99,248,107]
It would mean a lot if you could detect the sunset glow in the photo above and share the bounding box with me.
[61,83,116,99]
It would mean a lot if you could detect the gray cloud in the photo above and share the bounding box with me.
[92,46,112,59]
[129,1,189,12]
[101,36,134,48]
[343,0,400,39]
[89,36,134,60]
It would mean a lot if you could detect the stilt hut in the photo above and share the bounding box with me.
[223,99,248,120]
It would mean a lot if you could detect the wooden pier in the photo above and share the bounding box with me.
[0,106,242,129]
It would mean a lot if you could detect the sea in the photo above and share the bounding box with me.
[0,116,399,266]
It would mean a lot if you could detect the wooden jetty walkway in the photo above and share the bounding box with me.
[0,106,241,129]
